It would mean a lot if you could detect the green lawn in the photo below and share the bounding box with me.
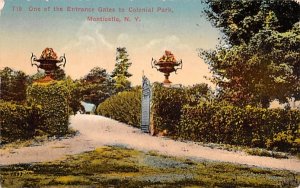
[1,146,299,187]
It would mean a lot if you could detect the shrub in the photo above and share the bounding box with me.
[178,102,300,153]
[0,101,42,143]
[151,83,211,134]
[97,82,210,133]
[97,88,141,127]
[151,83,188,134]
[27,81,69,136]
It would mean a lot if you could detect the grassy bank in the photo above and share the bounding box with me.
[0,128,77,150]
[1,146,299,187]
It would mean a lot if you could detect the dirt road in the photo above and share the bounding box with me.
[1,114,299,172]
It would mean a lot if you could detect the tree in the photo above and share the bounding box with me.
[200,0,300,107]
[204,0,299,45]
[79,67,115,106]
[111,47,132,92]
[0,67,28,102]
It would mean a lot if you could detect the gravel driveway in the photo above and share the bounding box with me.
[1,114,299,172]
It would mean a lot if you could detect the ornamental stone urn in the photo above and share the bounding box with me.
[151,50,182,85]
[31,48,66,82]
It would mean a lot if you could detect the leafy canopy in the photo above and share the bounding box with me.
[112,47,132,92]
[200,0,300,107]
[204,0,300,45]
[79,67,115,106]
[0,67,28,102]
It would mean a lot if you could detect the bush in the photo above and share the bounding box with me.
[97,88,141,127]
[151,83,188,134]
[0,101,41,143]
[96,83,210,132]
[1,80,72,143]
[27,81,69,136]
[151,83,211,134]
[178,102,300,153]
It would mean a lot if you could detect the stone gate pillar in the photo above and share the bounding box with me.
[141,75,151,133]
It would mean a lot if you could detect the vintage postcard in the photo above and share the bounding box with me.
[0,0,299,187]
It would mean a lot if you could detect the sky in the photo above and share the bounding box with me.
[0,0,221,86]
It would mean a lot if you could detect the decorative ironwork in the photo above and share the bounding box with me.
[31,48,66,81]
[141,75,151,133]
[151,50,182,85]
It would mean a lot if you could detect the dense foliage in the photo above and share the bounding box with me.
[0,67,28,102]
[151,83,211,134]
[151,84,299,153]
[0,101,41,143]
[151,84,187,134]
[0,67,73,143]
[200,0,300,107]
[27,81,69,136]
[97,88,141,127]
[63,77,83,115]
[79,67,115,107]
[178,102,300,153]
[204,0,299,45]
[111,47,132,93]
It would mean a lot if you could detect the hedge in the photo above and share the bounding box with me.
[27,81,69,136]
[0,102,40,143]
[97,88,141,127]
[178,102,300,153]
[151,83,188,134]
[151,83,210,134]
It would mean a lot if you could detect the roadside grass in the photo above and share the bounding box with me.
[172,137,294,159]
[0,128,78,150]
[1,146,299,187]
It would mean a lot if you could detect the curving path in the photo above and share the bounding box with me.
[0,114,299,172]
